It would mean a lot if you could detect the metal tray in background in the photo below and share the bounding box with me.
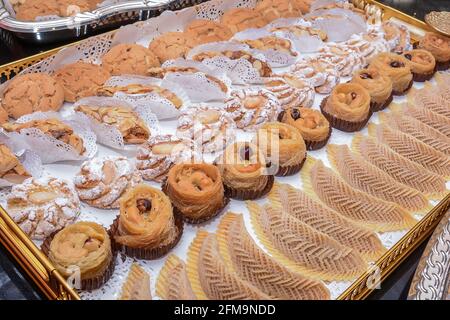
[0,0,205,44]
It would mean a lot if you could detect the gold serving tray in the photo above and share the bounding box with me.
[0,0,448,300]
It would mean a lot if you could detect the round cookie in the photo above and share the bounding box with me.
[184,19,233,46]
[220,8,266,34]
[148,32,192,63]
[14,0,60,21]
[54,61,111,102]
[1,73,64,120]
[102,43,160,76]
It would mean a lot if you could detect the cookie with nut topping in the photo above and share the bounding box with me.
[102,44,160,76]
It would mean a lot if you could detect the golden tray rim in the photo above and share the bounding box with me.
[0,0,447,301]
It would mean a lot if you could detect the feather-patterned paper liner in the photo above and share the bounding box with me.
[352,134,447,199]
[186,230,269,300]
[390,103,450,139]
[216,212,330,300]
[433,72,450,101]
[247,201,367,281]
[368,123,450,178]
[300,158,417,232]
[379,111,450,156]
[327,144,430,213]
[119,263,152,300]
[408,86,450,118]
[156,254,197,300]
[268,183,386,261]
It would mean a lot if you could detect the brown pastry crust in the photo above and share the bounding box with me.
[0,144,30,184]
[351,68,393,112]
[418,32,450,69]
[14,0,95,21]
[402,49,436,82]
[184,19,233,46]
[102,44,160,76]
[256,0,302,24]
[148,32,192,63]
[220,8,266,34]
[54,62,111,102]
[1,73,64,119]
[3,118,85,155]
[279,107,331,150]
[369,52,413,95]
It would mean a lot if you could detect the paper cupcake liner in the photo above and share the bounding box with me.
[305,126,332,151]
[276,156,306,177]
[223,175,274,200]
[41,229,116,291]
[412,68,436,82]
[370,92,393,112]
[436,60,450,71]
[392,78,414,96]
[110,213,184,260]
[320,97,372,132]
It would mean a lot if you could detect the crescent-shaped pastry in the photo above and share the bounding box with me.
[119,263,152,300]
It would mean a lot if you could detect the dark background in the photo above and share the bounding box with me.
[0,0,449,300]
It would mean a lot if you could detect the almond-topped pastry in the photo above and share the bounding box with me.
[3,118,85,155]
[256,0,302,23]
[320,83,371,132]
[46,221,113,290]
[136,135,195,182]
[176,105,235,153]
[148,32,193,63]
[381,21,411,53]
[192,50,272,78]
[225,88,281,131]
[351,68,393,112]
[75,104,150,144]
[184,19,233,46]
[97,83,183,109]
[369,52,413,95]
[0,144,31,184]
[279,107,331,150]
[316,45,365,77]
[74,156,142,209]
[402,49,436,82]
[270,25,327,41]
[6,177,80,240]
[254,122,307,176]
[290,57,339,94]
[113,184,183,259]
[1,73,64,119]
[162,163,228,224]
[240,36,297,57]
[264,74,315,109]
[220,8,266,34]
[216,142,273,200]
[101,44,160,76]
[417,32,450,70]
[54,62,111,102]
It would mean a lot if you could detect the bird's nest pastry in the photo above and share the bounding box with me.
[184,19,233,46]
[402,49,436,82]
[351,68,393,112]
[417,32,450,70]
[148,32,193,63]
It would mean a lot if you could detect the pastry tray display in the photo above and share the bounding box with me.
[0,0,449,301]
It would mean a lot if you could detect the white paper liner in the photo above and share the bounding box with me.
[4,112,97,164]
[71,96,160,150]
[306,13,367,42]
[103,75,190,120]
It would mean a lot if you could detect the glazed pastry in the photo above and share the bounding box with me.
[279,107,331,150]
[369,53,413,95]
[3,118,85,155]
[301,158,416,232]
[270,25,327,41]
[418,32,450,70]
[240,36,297,57]
[74,156,142,209]
[254,122,307,176]
[148,32,193,63]
[162,163,227,224]
[402,49,436,82]
[113,184,182,259]
[220,8,266,34]
[136,135,195,182]
[6,177,80,240]
[1,73,64,119]
[184,20,233,46]
[316,45,365,77]
[264,74,315,109]
[216,213,330,299]
[247,202,367,281]
[327,144,429,212]
[101,44,160,76]
[74,104,150,144]
[176,105,235,153]
[290,57,339,94]
[0,144,31,184]
[382,21,411,53]
[156,254,197,300]
[97,83,183,109]
[216,142,273,200]
[351,68,393,112]
[47,221,113,290]
[54,62,111,102]
[120,263,152,300]
[320,83,371,132]
[192,50,272,78]
[256,0,302,23]
[225,88,280,131]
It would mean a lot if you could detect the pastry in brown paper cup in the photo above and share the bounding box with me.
[224,174,274,200]
[41,225,116,291]
[276,156,306,177]
[412,64,437,82]
[173,196,230,225]
[391,78,414,96]
[370,92,393,112]
[436,60,450,71]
